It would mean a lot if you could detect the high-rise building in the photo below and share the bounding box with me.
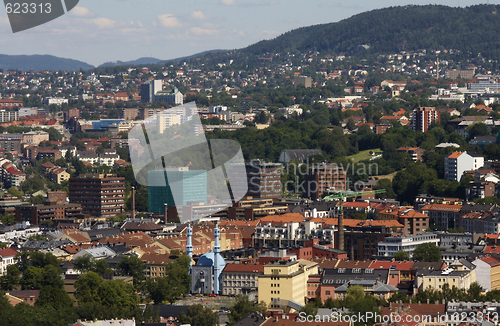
[233,160,281,199]
[140,80,163,103]
[69,174,125,218]
[304,164,347,200]
[412,107,440,132]
[147,167,207,214]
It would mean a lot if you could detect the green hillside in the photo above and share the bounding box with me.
[243,5,500,58]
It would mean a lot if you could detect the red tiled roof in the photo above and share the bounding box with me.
[0,248,18,257]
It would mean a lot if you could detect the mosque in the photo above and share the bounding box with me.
[187,224,226,294]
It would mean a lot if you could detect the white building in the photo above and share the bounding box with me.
[158,112,181,134]
[43,97,68,105]
[0,248,19,275]
[377,232,440,257]
[444,151,484,182]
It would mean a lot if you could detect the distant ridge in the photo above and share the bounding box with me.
[242,4,500,58]
[97,50,227,68]
[98,57,164,68]
[0,54,94,71]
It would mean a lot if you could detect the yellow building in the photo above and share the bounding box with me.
[258,259,318,310]
[417,267,476,291]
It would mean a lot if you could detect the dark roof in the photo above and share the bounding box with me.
[233,312,266,326]
[470,136,496,145]
[85,228,123,241]
[321,268,388,285]
[150,305,190,318]
[411,261,446,271]
[279,149,322,163]
[468,152,484,158]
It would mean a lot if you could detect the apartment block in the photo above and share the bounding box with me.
[304,164,347,200]
[69,174,125,218]
[258,259,318,309]
[412,107,440,132]
[445,151,484,181]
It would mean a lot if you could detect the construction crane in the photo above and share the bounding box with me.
[322,189,386,251]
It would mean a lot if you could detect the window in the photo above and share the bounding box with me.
[326,291,330,295]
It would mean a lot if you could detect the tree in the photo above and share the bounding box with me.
[117,255,145,286]
[466,122,489,140]
[412,243,441,262]
[0,265,21,290]
[179,304,218,326]
[467,282,483,300]
[394,250,410,261]
[7,187,23,200]
[229,295,255,324]
[346,118,356,131]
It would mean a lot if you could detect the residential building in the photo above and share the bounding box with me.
[36,149,62,161]
[377,205,430,235]
[416,267,476,292]
[420,203,463,230]
[221,263,264,296]
[43,97,68,105]
[304,164,347,200]
[444,151,484,181]
[466,181,496,200]
[293,76,312,88]
[49,168,70,184]
[377,233,440,258]
[69,174,125,219]
[397,147,424,162]
[15,201,85,225]
[258,259,318,309]
[472,256,500,291]
[243,160,281,199]
[412,107,440,132]
[157,111,181,133]
[0,248,18,275]
[22,131,49,145]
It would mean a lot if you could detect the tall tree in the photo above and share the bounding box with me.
[412,243,441,262]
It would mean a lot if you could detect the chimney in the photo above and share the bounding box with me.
[131,186,136,219]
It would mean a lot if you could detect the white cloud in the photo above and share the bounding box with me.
[191,10,206,20]
[189,27,219,36]
[92,18,115,28]
[70,6,92,17]
[158,14,180,28]
[220,0,236,5]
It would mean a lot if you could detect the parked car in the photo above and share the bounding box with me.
[208,294,216,297]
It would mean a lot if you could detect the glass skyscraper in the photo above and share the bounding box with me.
[148,168,208,213]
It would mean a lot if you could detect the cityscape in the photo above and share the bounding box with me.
[4,3,500,326]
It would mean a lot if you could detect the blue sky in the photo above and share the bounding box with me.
[0,0,494,66]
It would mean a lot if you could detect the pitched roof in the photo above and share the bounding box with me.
[0,247,18,257]
[222,263,264,273]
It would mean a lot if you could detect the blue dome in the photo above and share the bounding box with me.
[197,251,226,269]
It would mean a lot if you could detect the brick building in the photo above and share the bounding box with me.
[69,174,125,218]
[305,164,347,200]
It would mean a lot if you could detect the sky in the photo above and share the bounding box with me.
[0,0,494,67]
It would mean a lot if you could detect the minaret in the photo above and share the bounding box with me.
[186,224,193,273]
[213,224,221,294]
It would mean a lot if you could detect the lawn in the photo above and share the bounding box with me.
[347,148,381,163]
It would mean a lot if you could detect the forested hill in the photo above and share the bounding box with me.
[243,5,500,57]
